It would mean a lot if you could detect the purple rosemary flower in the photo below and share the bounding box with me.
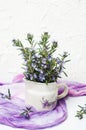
[47,55,52,61]
[29,74,33,80]
[56,57,61,64]
[41,64,47,69]
[31,63,36,68]
[34,54,41,58]
[35,68,41,72]
[40,70,44,74]
[33,73,37,79]
[42,58,46,64]
[39,73,45,82]
[51,76,56,81]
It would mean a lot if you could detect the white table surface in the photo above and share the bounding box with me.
[0,82,86,130]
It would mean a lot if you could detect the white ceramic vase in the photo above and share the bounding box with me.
[24,80,68,111]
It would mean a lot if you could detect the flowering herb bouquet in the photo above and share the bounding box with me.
[13,32,69,84]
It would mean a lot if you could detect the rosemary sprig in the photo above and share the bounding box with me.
[0,89,11,100]
[75,104,86,119]
[20,107,33,119]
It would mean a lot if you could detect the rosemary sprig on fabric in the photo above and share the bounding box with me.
[75,104,86,119]
[20,107,33,119]
[0,89,11,100]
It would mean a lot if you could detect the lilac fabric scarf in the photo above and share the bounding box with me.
[0,74,86,129]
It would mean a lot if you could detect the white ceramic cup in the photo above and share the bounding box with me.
[25,80,68,111]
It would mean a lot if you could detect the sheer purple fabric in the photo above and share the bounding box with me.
[0,74,86,129]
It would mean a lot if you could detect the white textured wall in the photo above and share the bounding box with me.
[0,0,86,83]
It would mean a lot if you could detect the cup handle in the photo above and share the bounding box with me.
[57,83,68,100]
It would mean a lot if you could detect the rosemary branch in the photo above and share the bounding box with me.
[75,104,86,119]
[0,89,11,100]
[20,107,33,119]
